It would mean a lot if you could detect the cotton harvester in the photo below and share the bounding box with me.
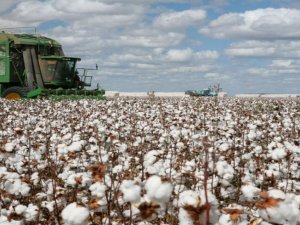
[0,31,105,99]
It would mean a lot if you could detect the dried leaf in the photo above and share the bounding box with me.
[137,201,160,220]
[255,192,280,209]
[7,213,24,222]
[248,218,263,225]
[75,176,83,185]
[89,163,106,181]
[59,155,67,162]
[183,202,209,225]
[223,208,244,224]
[67,152,77,159]
[89,198,101,209]
[14,128,24,135]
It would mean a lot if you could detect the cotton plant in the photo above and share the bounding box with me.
[217,204,248,225]
[178,190,219,225]
[119,175,173,221]
[0,97,300,224]
[143,150,165,175]
[215,157,235,186]
[120,180,141,204]
[240,184,260,201]
[255,189,300,225]
[61,202,90,225]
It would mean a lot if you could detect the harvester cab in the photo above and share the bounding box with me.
[0,31,105,99]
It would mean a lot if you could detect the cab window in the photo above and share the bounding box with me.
[0,45,5,75]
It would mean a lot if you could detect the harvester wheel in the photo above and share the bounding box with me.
[2,86,29,100]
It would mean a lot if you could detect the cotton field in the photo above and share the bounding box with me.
[0,97,300,225]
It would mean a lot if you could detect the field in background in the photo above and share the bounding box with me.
[105,91,300,98]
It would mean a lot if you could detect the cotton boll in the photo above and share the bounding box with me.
[24,204,38,221]
[123,204,141,218]
[182,160,196,173]
[153,182,173,203]
[257,190,300,225]
[219,143,229,152]
[217,214,234,225]
[274,136,281,142]
[118,143,127,153]
[61,202,89,225]
[284,141,300,153]
[247,130,256,140]
[270,148,287,160]
[89,182,106,198]
[267,189,285,199]
[241,153,252,160]
[170,129,181,140]
[254,146,263,155]
[41,201,55,212]
[72,134,81,142]
[66,172,91,187]
[179,208,194,225]
[145,176,162,199]
[148,161,164,175]
[216,160,234,181]
[15,205,27,215]
[144,151,164,175]
[145,176,173,204]
[57,143,68,154]
[120,180,141,204]
[178,190,199,207]
[176,142,185,150]
[4,142,15,152]
[143,150,160,168]
[67,140,86,152]
[0,216,23,225]
[178,190,219,225]
[159,136,165,143]
[192,134,200,141]
[4,178,30,196]
[19,183,31,196]
[62,133,72,142]
[112,165,123,174]
[198,191,219,224]
[173,184,186,195]
[30,172,39,185]
[240,184,260,200]
[136,221,153,225]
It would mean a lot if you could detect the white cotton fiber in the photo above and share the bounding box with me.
[120,180,141,203]
[61,202,89,225]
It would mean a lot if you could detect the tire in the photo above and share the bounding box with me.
[2,86,29,100]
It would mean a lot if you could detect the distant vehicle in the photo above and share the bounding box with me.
[184,90,196,96]
[185,84,221,97]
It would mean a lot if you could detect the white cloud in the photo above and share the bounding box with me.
[204,73,229,80]
[270,60,293,68]
[104,32,186,48]
[225,40,300,58]
[195,50,219,60]
[10,1,59,24]
[0,18,24,28]
[165,48,219,62]
[247,59,300,77]
[0,0,21,13]
[166,48,193,62]
[153,9,206,30]
[201,8,300,40]
[54,0,132,14]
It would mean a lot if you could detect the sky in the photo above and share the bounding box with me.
[0,0,300,95]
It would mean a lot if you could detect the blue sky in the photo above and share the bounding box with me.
[0,0,300,95]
